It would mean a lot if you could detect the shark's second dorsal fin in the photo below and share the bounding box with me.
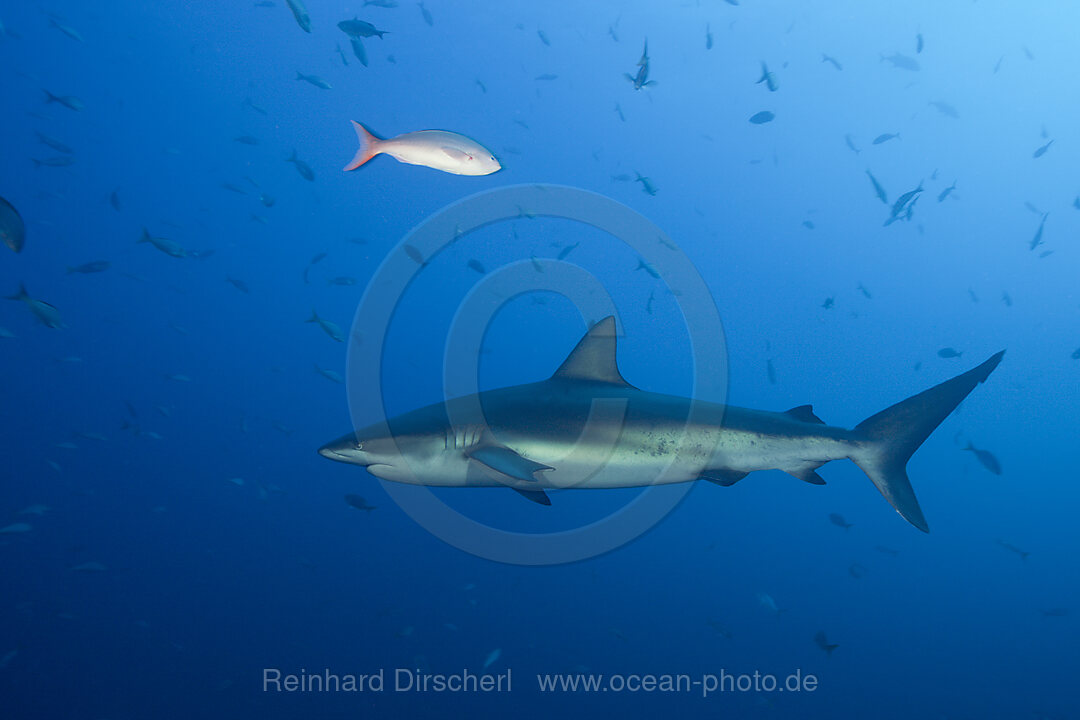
[551,316,631,386]
[784,405,826,424]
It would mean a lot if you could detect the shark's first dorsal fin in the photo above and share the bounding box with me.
[552,316,631,386]
[785,405,826,424]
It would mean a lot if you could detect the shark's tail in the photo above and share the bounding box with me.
[849,351,1005,532]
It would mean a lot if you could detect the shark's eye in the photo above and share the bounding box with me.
[355,442,364,450]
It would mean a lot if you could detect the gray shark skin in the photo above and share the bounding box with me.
[320,317,1004,532]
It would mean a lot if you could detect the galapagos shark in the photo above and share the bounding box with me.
[319,317,1004,532]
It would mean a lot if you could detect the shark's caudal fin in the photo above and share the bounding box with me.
[344,121,382,171]
[850,351,1005,532]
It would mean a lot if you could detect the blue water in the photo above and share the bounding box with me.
[2,1,1077,717]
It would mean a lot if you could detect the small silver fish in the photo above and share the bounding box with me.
[929,100,959,119]
[937,181,957,202]
[814,631,839,656]
[316,365,345,383]
[43,89,84,111]
[47,17,83,41]
[756,62,778,91]
[32,156,76,168]
[418,2,433,27]
[866,170,888,204]
[306,310,344,342]
[296,71,331,89]
[828,513,852,529]
[482,648,502,669]
[338,18,388,38]
[6,284,64,328]
[138,228,188,258]
[634,172,657,195]
[0,195,26,252]
[66,261,110,274]
[963,442,1002,475]
[880,52,920,71]
[345,493,376,511]
[350,36,368,66]
[287,150,315,181]
[35,131,74,154]
[285,0,311,32]
[226,276,250,293]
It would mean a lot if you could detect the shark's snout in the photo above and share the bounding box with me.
[318,433,365,464]
[317,443,346,461]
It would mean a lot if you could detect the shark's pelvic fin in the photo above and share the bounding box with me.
[851,350,1005,533]
[699,469,749,487]
[468,445,553,483]
[512,487,552,506]
[551,316,633,386]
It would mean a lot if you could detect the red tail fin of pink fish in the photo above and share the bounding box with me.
[344,121,381,171]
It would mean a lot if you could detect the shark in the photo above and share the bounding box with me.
[319,317,1004,532]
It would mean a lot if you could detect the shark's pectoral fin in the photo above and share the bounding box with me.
[699,469,749,487]
[787,466,827,485]
[511,487,552,506]
[784,405,826,424]
[468,445,553,483]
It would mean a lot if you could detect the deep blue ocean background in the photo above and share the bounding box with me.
[2,1,1078,717]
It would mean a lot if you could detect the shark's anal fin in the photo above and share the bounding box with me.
[511,487,552,506]
[784,405,826,424]
[699,469,749,487]
[468,445,553,483]
[787,467,827,485]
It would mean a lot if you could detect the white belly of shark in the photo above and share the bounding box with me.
[320,317,1004,532]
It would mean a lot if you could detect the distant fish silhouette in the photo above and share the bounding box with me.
[814,631,839,656]
[829,513,852,529]
[995,538,1029,560]
[964,442,1002,475]
[344,494,376,512]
